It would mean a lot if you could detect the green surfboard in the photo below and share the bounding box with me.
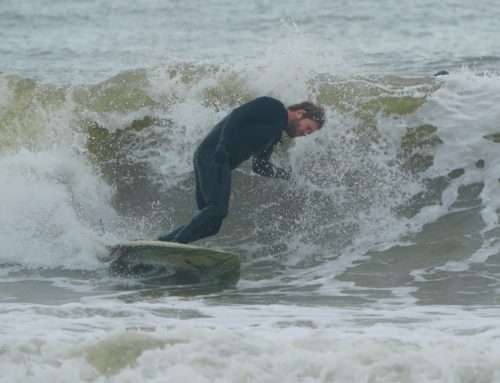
[106,240,240,285]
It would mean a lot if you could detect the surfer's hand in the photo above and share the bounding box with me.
[214,142,228,164]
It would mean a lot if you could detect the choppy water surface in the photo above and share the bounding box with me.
[2,0,500,381]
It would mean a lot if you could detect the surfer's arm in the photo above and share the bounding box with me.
[252,148,291,180]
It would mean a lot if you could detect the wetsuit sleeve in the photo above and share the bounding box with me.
[252,147,291,180]
[218,97,283,145]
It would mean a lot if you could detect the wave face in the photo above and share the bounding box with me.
[2,66,500,305]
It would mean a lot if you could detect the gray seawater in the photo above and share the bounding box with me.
[2,0,500,381]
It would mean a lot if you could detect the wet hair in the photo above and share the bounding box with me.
[287,101,326,128]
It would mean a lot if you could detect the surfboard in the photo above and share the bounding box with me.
[106,240,240,285]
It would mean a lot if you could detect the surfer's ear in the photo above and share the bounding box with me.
[290,109,305,120]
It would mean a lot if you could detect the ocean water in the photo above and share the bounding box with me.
[2,0,500,381]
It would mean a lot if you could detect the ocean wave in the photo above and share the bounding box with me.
[1,66,500,289]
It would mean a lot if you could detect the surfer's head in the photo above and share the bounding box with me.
[286,102,325,137]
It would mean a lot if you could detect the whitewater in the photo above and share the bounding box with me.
[2,0,500,381]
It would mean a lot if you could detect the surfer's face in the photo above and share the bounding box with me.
[286,117,319,138]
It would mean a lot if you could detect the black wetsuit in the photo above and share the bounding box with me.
[158,96,290,244]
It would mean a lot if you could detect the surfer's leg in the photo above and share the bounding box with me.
[157,155,207,243]
[173,158,231,244]
[194,160,207,210]
[157,225,186,242]
[173,204,225,243]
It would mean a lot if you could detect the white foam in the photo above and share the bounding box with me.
[0,149,120,269]
[2,302,500,382]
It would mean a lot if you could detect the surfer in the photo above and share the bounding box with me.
[158,96,326,244]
